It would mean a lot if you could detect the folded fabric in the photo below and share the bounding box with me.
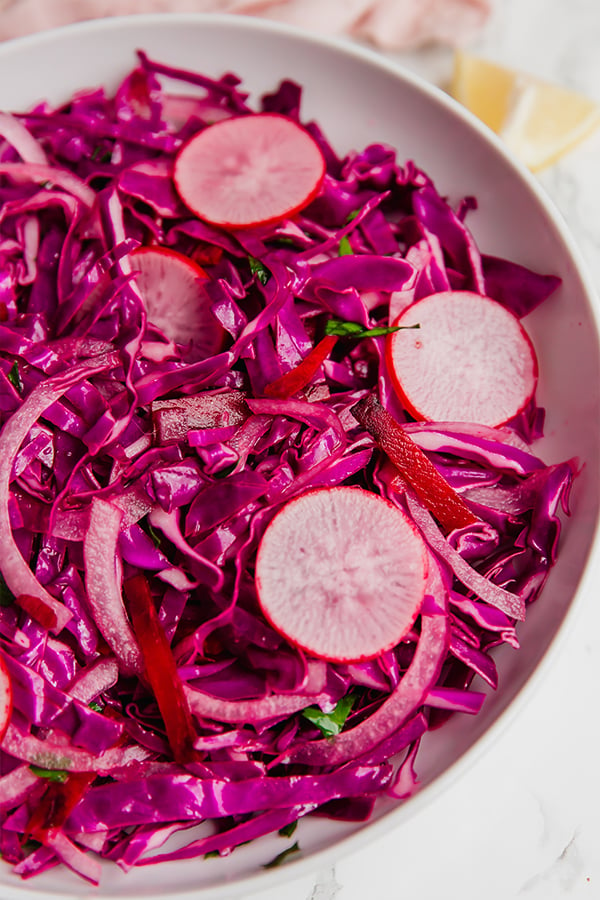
[0,0,491,49]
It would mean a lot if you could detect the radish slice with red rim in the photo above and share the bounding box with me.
[130,247,224,362]
[386,290,538,427]
[173,113,326,229]
[255,486,428,662]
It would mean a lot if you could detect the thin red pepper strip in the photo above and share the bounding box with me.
[123,574,197,764]
[263,335,338,399]
[351,394,478,532]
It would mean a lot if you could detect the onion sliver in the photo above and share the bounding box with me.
[0,357,117,634]
[84,498,144,675]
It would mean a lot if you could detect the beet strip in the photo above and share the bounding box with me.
[351,394,478,532]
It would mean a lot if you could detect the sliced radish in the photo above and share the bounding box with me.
[0,654,13,742]
[255,486,428,662]
[130,247,224,362]
[386,290,538,427]
[173,113,326,229]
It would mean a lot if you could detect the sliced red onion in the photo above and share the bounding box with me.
[0,357,117,634]
[71,831,108,854]
[12,845,57,879]
[0,162,95,207]
[67,658,120,704]
[1,722,149,773]
[0,764,39,810]
[184,683,332,725]
[0,112,48,165]
[406,493,526,621]
[83,497,143,676]
[41,831,101,885]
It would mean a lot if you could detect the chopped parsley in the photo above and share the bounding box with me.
[248,256,270,285]
[278,820,298,838]
[7,361,23,394]
[144,519,162,549]
[0,575,14,608]
[91,146,113,163]
[324,318,420,340]
[29,765,69,783]
[338,234,354,256]
[262,841,300,869]
[301,694,355,738]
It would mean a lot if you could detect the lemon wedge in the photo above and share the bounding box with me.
[450,51,600,171]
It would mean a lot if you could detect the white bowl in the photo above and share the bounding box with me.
[0,13,598,900]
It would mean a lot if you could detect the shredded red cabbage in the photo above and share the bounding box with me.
[0,53,575,883]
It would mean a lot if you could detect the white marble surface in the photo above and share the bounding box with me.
[245,2,600,899]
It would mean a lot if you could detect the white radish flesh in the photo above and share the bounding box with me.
[130,247,224,362]
[386,290,538,427]
[255,486,428,662]
[173,113,325,229]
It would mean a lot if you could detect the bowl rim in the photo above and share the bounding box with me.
[0,12,599,900]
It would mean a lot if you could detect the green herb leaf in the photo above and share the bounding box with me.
[88,701,104,713]
[204,850,221,859]
[324,319,366,337]
[338,234,354,257]
[324,318,420,340]
[248,256,270,286]
[144,519,162,549]
[20,838,42,857]
[91,146,112,163]
[337,209,362,256]
[278,820,298,838]
[0,575,14,608]
[262,841,300,869]
[7,361,23,394]
[29,765,69,783]
[363,323,420,337]
[301,694,355,738]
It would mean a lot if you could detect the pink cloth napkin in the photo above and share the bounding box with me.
[0,0,490,49]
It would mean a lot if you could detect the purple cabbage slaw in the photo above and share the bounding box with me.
[0,53,576,884]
